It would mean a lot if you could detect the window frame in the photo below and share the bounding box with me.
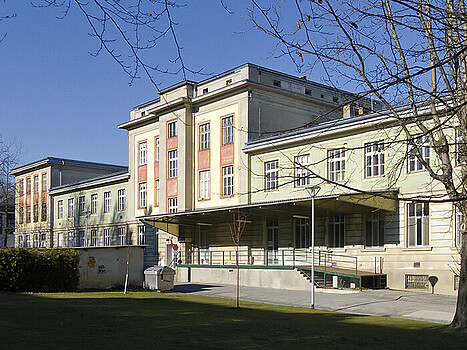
[199,170,211,200]
[168,149,178,178]
[365,141,385,178]
[328,148,346,182]
[90,229,98,247]
[34,175,39,193]
[78,196,85,215]
[168,197,178,213]
[329,215,345,248]
[118,189,126,211]
[139,141,147,166]
[68,198,74,218]
[222,115,234,145]
[168,121,178,138]
[33,204,39,222]
[407,202,430,247]
[139,182,147,208]
[91,194,98,214]
[222,165,234,197]
[104,191,111,213]
[57,200,63,219]
[265,160,279,191]
[199,122,211,151]
[365,212,385,247]
[155,137,160,162]
[408,135,430,172]
[294,154,310,187]
[138,225,146,245]
[104,228,111,246]
[41,173,47,192]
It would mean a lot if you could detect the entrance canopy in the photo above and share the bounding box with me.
[141,190,399,235]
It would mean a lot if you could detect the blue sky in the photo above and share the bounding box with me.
[0,1,309,166]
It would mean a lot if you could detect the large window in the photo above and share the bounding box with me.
[222,165,234,196]
[104,191,111,213]
[118,227,126,245]
[34,175,39,193]
[18,179,24,196]
[26,177,31,195]
[104,228,111,246]
[91,194,98,214]
[57,200,63,219]
[168,197,178,213]
[329,215,345,248]
[79,196,85,215]
[265,160,279,191]
[155,180,160,206]
[295,218,309,248]
[139,141,147,166]
[168,150,178,178]
[68,198,74,217]
[155,138,160,162]
[366,212,384,247]
[365,141,385,177]
[294,155,310,187]
[328,149,345,182]
[90,229,98,247]
[168,121,178,138]
[138,225,146,245]
[41,203,47,221]
[199,123,210,150]
[118,189,126,211]
[33,204,39,222]
[408,135,430,172]
[407,202,429,247]
[42,173,47,192]
[139,182,147,208]
[222,115,234,145]
[199,170,210,200]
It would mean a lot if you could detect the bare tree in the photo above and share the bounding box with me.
[228,209,248,309]
[0,137,20,247]
[249,0,467,328]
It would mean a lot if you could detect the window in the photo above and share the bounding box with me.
[26,177,31,195]
[155,180,160,206]
[104,228,111,246]
[41,203,47,221]
[79,196,85,215]
[408,135,430,172]
[329,215,345,248]
[222,116,234,145]
[168,121,178,138]
[267,219,279,263]
[33,234,39,248]
[118,189,126,211]
[155,138,160,162]
[168,150,178,178]
[18,235,24,248]
[366,212,384,247]
[455,207,463,247]
[328,149,346,182]
[407,202,429,247]
[199,170,210,200]
[333,96,339,103]
[90,229,97,247]
[42,173,47,192]
[168,197,178,213]
[139,141,147,166]
[26,206,31,223]
[78,231,85,247]
[118,227,126,245]
[68,198,74,217]
[305,88,311,96]
[34,175,39,193]
[57,200,63,219]
[18,179,24,196]
[138,225,146,245]
[68,231,75,248]
[226,79,232,86]
[273,79,281,87]
[25,234,30,248]
[222,165,234,196]
[19,207,24,224]
[199,123,210,150]
[33,204,39,222]
[91,194,98,214]
[365,142,385,177]
[294,155,310,187]
[295,218,309,248]
[265,160,279,190]
[202,87,208,94]
[104,191,111,213]
[139,182,147,208]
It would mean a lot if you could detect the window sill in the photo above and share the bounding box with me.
[361,247,386,252]
[402,246,433,251]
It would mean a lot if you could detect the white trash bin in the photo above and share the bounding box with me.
[144,266,175,292]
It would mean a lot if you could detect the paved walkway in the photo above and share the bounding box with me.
[173,283,457,324]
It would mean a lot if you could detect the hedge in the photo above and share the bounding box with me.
[0,248,80,292]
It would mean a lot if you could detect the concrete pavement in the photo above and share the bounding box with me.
[173,283,457,324]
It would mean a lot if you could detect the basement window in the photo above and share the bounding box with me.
[405,274,429,289]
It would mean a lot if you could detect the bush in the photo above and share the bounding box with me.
[0,248,80,292]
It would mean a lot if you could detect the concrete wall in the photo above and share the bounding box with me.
[176,266,312,291]
[78,246,144,289]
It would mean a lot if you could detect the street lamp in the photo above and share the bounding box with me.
[306,185,320,309]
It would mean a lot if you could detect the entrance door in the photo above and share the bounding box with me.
[199,225,209,264]
[267,219,279,264]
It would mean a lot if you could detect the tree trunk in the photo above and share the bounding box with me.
[451,218,467,328]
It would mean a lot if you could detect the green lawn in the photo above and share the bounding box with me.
[0,291,465,349]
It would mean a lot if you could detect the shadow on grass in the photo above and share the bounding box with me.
[173,283,223,293]
[1,291,466,350]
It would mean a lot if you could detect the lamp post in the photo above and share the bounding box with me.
[306,185,320,309]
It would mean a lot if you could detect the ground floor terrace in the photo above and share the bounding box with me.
[143,192,462,296]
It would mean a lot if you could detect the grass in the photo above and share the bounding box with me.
[1,290,466,349]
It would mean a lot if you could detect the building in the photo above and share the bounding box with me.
[0,198,15,247]
[11,158,127,248]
